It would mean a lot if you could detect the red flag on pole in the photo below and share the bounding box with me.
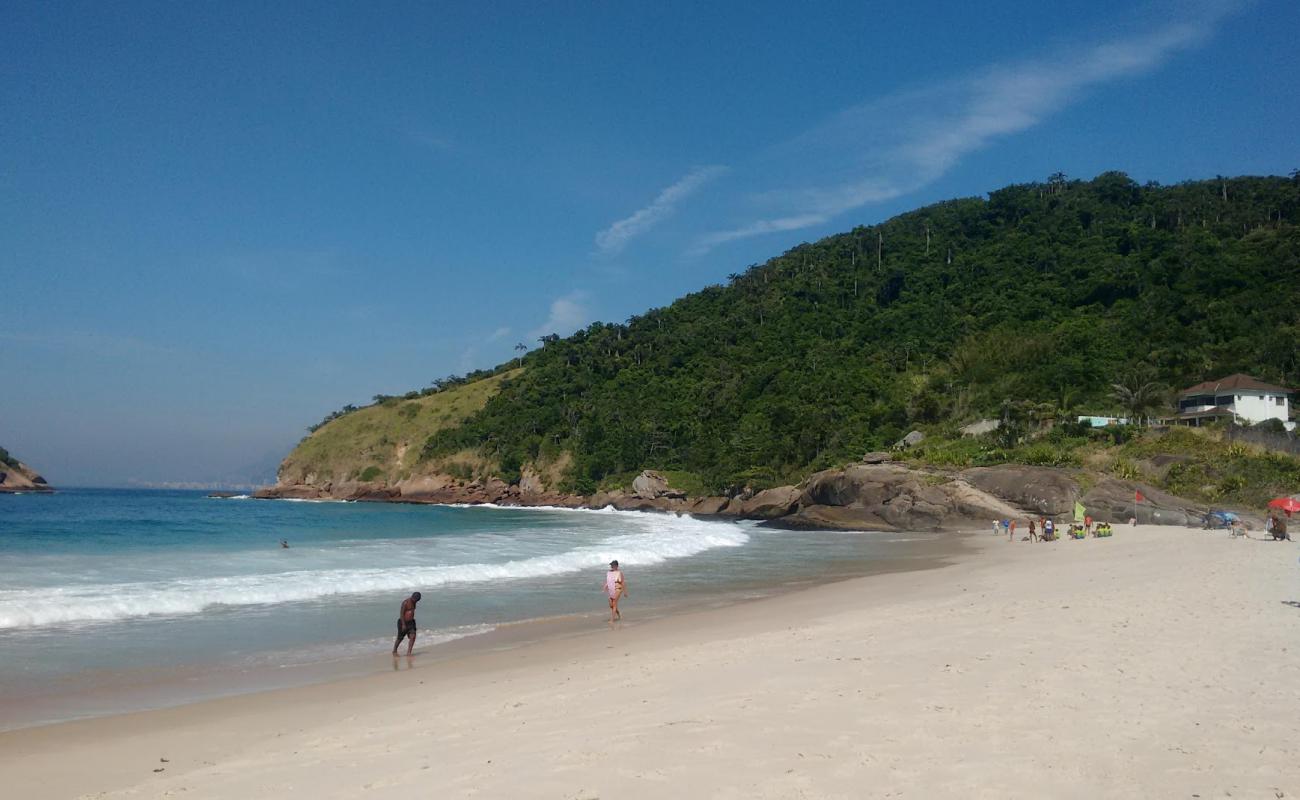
[1135,490,1146,503]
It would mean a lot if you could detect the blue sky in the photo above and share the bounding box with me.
[2,0,1296,486]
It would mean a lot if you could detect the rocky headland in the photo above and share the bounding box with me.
[0,448,53,493]
[255,460,1212,531]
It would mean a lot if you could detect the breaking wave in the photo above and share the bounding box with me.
[0,512,748,629]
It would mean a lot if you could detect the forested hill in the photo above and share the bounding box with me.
[314,172,1300,494]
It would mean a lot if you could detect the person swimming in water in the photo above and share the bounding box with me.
[604,560,627,623]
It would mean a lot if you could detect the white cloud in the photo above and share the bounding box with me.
[487,326,511,342]
[407,126,454,153]
[528,291,591,340]
[690,3,1242,254]
[688,214,830,257]
[595,165,728,254]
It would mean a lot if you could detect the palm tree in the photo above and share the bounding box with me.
[1110,377,1168,426]
[514,342,527,367]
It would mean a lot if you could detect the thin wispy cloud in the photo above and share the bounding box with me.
[528,291,591,339]
[690,2,1244,254]
[406,126,455,153]
[487,326,511,343]
[595,165,728,255]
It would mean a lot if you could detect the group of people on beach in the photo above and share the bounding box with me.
[993,515,1114,542]
[390,560,629,656]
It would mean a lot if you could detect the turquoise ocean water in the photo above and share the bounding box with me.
[0,489,944,729]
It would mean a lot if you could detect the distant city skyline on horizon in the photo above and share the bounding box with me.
[3,0,1297,486]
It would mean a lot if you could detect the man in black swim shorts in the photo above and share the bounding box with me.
[392,591,421,656]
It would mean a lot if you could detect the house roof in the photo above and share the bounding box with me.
[1179,373,1292,396]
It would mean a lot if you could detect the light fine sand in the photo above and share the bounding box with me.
[3,525,1298,798]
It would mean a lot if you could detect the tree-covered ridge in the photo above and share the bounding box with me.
[418,172,1299,493]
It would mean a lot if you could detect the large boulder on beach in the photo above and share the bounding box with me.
[958,466,1079,516]
[795,464,948,530]
[780,464,1028,531]
[611,494,684,513]
[735,485,801,519]
[800,464,912,508]
[1081,477,1205,526]
[688,496,730,515]
[632,470,667,499]
[631,470,686,500]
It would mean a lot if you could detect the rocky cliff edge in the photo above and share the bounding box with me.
[256,462,1212,531]
[0,452,52,493]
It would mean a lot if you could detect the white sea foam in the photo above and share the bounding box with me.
[0,514,749,629]
[277,497,353,503]
[260,623,498,669]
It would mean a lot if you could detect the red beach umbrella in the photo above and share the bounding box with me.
[1267,497,1300,514]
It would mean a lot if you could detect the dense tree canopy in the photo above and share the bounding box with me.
[421,173,1300,493]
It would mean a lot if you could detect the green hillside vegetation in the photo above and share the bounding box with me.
[908,423,1300,508]
[287,173,1300,502]
[412,172,1298,493]
[279,370,519,485]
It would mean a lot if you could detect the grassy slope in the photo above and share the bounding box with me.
[907,425,1300,510]
[278,370,520,485]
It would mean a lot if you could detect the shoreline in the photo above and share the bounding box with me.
[0,532,970,798]
[4,524,1297,798]
[1,531,972,799]
[0,523,962,734]
[254,458,1223,532]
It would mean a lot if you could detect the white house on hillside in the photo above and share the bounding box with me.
[1174,373,1294,431]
